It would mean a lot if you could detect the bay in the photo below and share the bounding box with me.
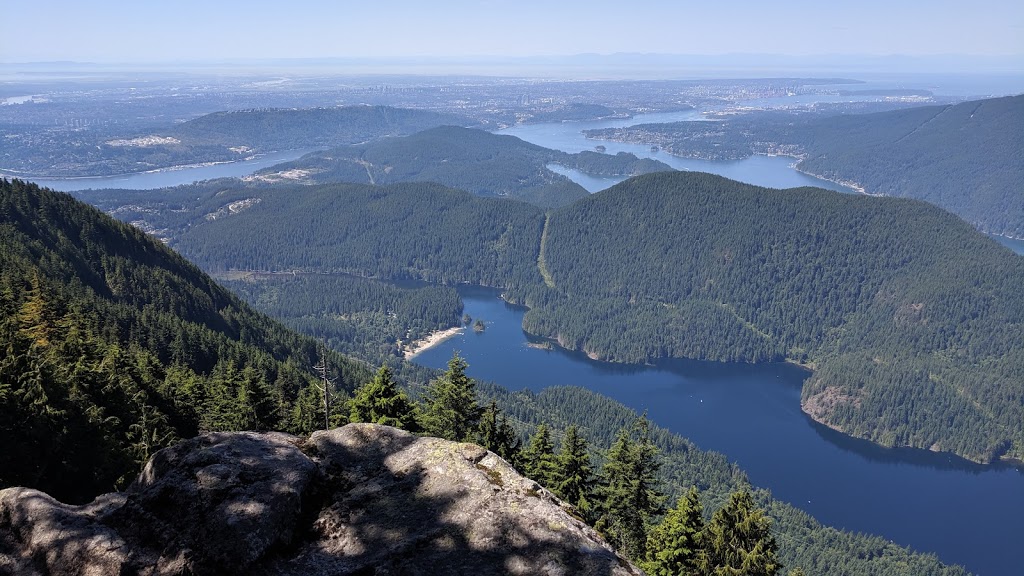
[6,148,316,192]
[501,112,854,193]
[414,287,1023,576]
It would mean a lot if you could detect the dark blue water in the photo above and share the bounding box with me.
[414,286,1024,576]
[6,148,316,192]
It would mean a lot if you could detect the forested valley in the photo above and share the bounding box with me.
[140,170,1024,464]
[0,177,975,575]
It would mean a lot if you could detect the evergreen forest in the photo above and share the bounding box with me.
[152,171,1024,463]
[0,177,981,575]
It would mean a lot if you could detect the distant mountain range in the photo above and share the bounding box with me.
[7,53,1020,76]
[2,105,471,178]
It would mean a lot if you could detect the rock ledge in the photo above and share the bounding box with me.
[0,424,640,576]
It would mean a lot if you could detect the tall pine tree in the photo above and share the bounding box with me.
[698,489,781,576]
[421,352,482,442]
[476,400,521,466]
[523,423,558,487]
[349,364,419,431]
[595,415,664,560]
[553,423,595,520]
[643,485,705,576]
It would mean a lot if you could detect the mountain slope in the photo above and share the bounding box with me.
[171,105,471,151]
[525,171,1024,462]
[89,172,1024,463]
[251,125,669,208]
[173,180,548,290]
[0,179,371,503]
[795,95,1024,237]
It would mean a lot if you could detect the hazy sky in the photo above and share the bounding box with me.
[3,0,1022,63]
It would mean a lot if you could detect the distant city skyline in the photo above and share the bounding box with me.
[3,0,1022,66]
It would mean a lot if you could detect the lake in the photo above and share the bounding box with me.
[6,148,316,192]
[414,287,1023,576]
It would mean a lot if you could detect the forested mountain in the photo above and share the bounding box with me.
[173,181,548,289]
[524,171,1024,463]
[585,95,1024,237]
[0,179,371,503]
[159,172,1024,463]
[525,103,619,123]
[0,178,979,574]
[3,106,470,178]
[795,95,1023,237]
[251,126,670,208]
[171,106,470,151]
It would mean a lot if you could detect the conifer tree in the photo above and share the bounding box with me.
[476,400,521,466]
[290,384,324,435]
[697,489,781,576]
[553,423,595,517]
[201,359,241,431]
[238,365,280,431]
[523,423,558,486]
[596,415,664,560]
[643,485,705,576]
[422,352,482,441]
[349,364,419,431]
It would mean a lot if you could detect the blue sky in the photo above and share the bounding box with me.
[2,0,1022,63]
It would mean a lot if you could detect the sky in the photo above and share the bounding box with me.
[2,0,1022,64]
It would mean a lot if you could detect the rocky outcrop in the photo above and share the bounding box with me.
[0,424,640,576]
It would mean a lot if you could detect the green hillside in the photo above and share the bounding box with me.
[252,125,669,208]
[172,105,471,151]
[89,170,1024,463]
[526,171,1024,462]
[0,179,371,503]
[796,95,1024,237]
[173,180,548,289]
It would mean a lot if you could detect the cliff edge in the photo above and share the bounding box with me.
[0,423,639,575]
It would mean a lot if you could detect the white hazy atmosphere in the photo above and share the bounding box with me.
[2,0,1022,72]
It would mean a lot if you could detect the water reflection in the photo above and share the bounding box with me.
[807,417,1022,475]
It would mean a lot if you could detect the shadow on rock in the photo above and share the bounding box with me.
[0,424,640,576]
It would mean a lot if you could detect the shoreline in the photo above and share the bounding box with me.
[0,148,316,182]
[0,158,254,181]
[403,326,465,360]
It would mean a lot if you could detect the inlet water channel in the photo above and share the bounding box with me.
[413,286,1022,576]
